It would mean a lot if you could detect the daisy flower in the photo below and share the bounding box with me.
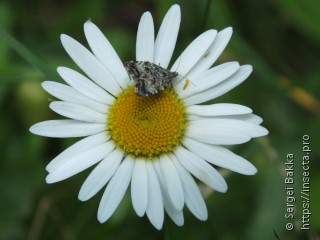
[30,4,268,229]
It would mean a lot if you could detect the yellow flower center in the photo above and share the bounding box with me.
[107,85,187,159]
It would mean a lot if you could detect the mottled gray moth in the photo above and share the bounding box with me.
[124,61,178,97]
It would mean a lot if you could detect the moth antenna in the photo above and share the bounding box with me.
[171,53,186,85]
[175,54,198,88]
[171,51,183,74]
[174,53,195,85]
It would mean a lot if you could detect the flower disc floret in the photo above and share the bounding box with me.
[107,86,187,158]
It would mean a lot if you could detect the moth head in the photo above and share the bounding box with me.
[124,61,140,78]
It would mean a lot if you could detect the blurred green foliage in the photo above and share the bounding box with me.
[0,0,319,239]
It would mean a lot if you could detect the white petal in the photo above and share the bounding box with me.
[83,21,130,89]
[78,149,123,201]
[46,141,114,183]
[183,138,257,175]
[57,67,114,104]
[226,114,263,124]
[187,112,264,126]
[191,118,268,138]
[136,12,154,62]
[184,65,252,106]
[154,4,180,68]
[170,30,217,77]
[159,154,184,210]
[185,119,251,145]
[98,156,134,223]
[49,101,107,123]
[196,113,263,124]
[61,34,121,95]
[186,114,203,121]
[174,147,227,193]
[170,154,207,220]
[175,62,240,98]
[131,158,148,217]
[46,132,109,172]
[187,27,233,78]
[163,202,184,227]
[153,160,184,226]
[42,81,108,113]
[187,103,252,116]
[145,161,164,230]
[29,120,105,138]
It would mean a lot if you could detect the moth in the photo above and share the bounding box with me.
[124,61,178,97]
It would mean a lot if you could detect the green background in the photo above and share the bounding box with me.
[0,0,319,239]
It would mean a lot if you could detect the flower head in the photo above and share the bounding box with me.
[30,4,268,229]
